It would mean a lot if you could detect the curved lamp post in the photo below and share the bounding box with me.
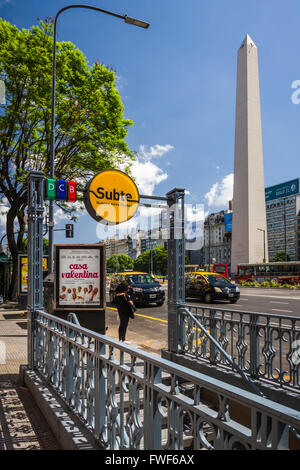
[48,4,150,273]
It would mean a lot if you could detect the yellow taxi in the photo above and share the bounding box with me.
[185,271,240,304]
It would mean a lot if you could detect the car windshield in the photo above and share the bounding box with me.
[126,274,156,284]
[204,274,232,287]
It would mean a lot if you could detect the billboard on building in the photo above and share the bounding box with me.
[265,179,299,202]
[55,244,104,309]
[224,212,232,233]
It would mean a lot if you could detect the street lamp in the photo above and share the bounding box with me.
[48,5,150,273]
[257,228,266,263]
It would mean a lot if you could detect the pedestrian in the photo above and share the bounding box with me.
[114,282,135,343]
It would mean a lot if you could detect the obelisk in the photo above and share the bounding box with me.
[231,34,268,274]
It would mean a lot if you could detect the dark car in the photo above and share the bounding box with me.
[109,272,165,307]
[185,271,240,304]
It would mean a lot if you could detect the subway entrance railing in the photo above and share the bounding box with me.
[177,304,300,393]
[32,308,300,450]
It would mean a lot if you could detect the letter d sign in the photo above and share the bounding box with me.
[46,179,56,200]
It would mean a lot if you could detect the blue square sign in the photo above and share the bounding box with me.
[57,179,67,200]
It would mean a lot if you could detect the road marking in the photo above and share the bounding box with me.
[271,309,293,313]
[240,292,300,300]
[270,301,290,305]
[107,306,168,324]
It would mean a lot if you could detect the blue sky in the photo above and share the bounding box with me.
[1,0,300,245]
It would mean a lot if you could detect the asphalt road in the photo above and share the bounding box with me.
[105,285,300,351]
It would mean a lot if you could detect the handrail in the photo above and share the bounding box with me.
[67,312,80,326]
[179,306,266,398]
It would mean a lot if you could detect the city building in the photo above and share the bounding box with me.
[265,178,300,261]
[203,210,232,267]
[231,34,268,273]
[103,227,166,261]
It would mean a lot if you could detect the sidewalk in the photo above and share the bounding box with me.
[0,305,61,450]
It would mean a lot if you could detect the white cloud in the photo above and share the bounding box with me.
[216,165,220,170]
[139,144,174,160]
[54,201,83,225]
[204,173,233,208]
[130,159,168,195]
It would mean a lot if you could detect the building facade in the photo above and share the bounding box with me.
[203,211,232,268]
[265,178,300,261]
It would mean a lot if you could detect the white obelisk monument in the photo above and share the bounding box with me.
[231,34,268,274]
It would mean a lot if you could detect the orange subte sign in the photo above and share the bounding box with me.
[84,170,140,224]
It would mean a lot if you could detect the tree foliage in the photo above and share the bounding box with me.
[134,246,190,275]
[270,251,290,262]
[0,18,135,297]
[107,254,133,273]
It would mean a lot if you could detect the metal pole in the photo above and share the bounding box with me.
[284,197,287,261]
[257,228,266,263]
[27,171,44,369]
[48,4,149,274]
[166,188,185,354]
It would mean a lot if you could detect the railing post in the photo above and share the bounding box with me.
[94,340,106,443]
[143,363,162,450]
[166,188,185,354]
[210,309,218,365]
[249,313,260,379]
[27,170,44,369]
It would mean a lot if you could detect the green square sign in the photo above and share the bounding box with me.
[46,179,56,200]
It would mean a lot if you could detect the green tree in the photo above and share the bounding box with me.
[107,254,133,273]
[270,251,290,262]
[0,18,135,298]
[133,246,189,275]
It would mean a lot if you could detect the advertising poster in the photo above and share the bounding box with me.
[19,255,48,294]
[224,212,233,233]
[57,246,102,307]
[265,178,299,202]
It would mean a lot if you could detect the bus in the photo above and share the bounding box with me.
[236,262,300,284]
[203,264,229,278]
[185,264,229,278]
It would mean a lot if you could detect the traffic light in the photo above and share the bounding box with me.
[65,224,74,238]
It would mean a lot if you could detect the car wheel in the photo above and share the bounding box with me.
[156,301,164,307]
[229,299,237,304]
[204,292,212,304]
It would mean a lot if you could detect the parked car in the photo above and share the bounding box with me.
[185,271,240,304]
[109,272,165,307]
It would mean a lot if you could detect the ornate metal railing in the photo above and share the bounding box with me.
[33,309,300,450]
[179,304,300,392]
